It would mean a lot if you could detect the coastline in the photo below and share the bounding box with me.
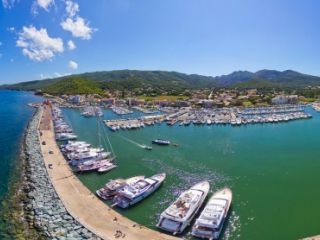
[1,108,102,239]
[0,110,42,239]
[38,104,178,239]
[0,105,178,239]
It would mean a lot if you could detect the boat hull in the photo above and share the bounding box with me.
[157,181,210,235]
[114,173,166,208]
[191,188,232,239]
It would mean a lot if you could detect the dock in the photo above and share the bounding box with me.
[38,105,178,240]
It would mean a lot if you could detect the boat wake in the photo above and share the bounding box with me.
[222,211,241,240]
[118,135,150,149]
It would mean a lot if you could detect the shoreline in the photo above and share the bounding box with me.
[2,108,102,239]
[38,104,178,239]
[0,110,43,239]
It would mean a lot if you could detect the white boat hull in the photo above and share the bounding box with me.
[191,188,232,239]
[157,181,210,235]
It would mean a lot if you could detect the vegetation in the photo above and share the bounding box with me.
[2,69,320,95]
[43,77,103,95]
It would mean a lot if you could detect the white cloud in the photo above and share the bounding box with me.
[68,60,78,70]
[40,73,52,79]
[40,72,71,79]
[54,72,71,77]
[8,27,15,32]
[67,40,76,50]
[61,16,95,40]
[31,0,54,15]
[2,0,17,9]
[16,25,64,62]
[65,0,79,18]
[34,0,53,11]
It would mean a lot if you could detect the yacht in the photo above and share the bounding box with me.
[97,163,118,173]
[61,142,91,153]
[113,173,166,208]
[96,176,144,200]
[191,188,232,240]
[56,133,77,141]
[152,139,171,145]
[157,181,210,235]
[75,159,116,173]
[69,151,111,166]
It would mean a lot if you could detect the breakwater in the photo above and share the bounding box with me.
[22,109,101,239]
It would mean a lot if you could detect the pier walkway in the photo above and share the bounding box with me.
[38,105,178,240]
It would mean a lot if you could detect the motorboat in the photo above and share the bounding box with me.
[191,188,232,240]
[113,173,166,208]
[96,176,144,200]
[157,181,210,235]
[152,139,171,145]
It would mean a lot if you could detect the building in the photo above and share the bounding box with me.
[68,95,85,104]
[271,95,298,105]
[127,98,145,106]
[200,99,214,108]
[101,98,116,106]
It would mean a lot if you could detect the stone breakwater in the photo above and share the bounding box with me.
[23,109,101,240]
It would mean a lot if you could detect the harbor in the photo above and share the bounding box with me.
[4,97,320,240]
[38,105,179,240]
[59,105,320,240]
[103,105,311,131]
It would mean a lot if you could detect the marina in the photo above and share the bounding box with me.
[60,105,320,240]
[103,105,312,131]
[39,104,178,240]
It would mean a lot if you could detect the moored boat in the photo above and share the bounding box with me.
[157,181,210,235]
[113,173,166,208]
[56,133,77,141]
[191,188,232,240]
[75,159,115,173]
[97,163,117,173]
[96,176,144,200]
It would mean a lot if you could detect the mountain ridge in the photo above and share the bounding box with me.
[2,69,320,94]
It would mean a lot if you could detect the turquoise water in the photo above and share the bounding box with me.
[63,107,320,240]
[0,90,42,202]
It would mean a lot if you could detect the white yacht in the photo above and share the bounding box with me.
[157,181,210,235]
[96,176,144,200]
[56,133,77,141]
[112,173,166,208]
[191,188,232,240]
[75,159,116,173]
[69,151,111,166]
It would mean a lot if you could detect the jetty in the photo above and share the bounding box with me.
[103,105,311,131]
[38,105,178,240]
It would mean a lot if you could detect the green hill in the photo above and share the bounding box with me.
[2,69,320,94]
[43,77,103,95]
[233,79,282,89]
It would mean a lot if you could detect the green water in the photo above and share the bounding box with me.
[63,108,320,240]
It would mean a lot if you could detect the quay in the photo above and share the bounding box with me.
[103,105,312,131]
[38,105,178,240]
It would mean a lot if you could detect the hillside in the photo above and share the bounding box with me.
[2,69,320,94]
[1,70,218,94]
[43,77,103,95]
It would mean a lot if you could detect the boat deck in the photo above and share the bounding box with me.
[38,105,178,240]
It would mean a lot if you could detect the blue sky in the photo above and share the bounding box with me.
[1,0,320,83]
